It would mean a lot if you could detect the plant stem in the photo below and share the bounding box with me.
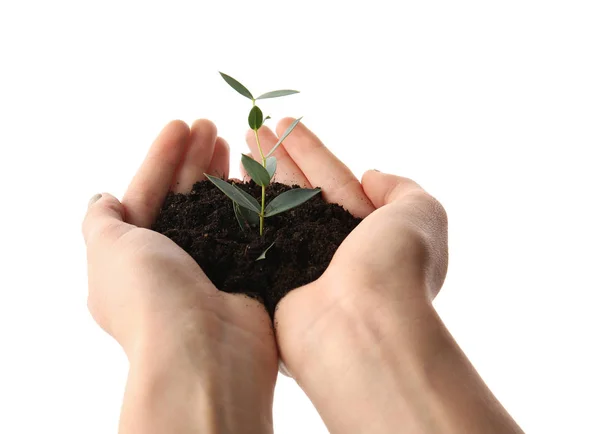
[252,104,267,235]
[260,185,266,235]
[253,129,266,163]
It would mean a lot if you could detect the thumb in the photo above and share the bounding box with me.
[360,170,423,208]
[82,193,131,247]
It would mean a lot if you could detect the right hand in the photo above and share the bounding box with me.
[245,119,448,379]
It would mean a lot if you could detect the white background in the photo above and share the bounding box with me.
[1,1,599,433]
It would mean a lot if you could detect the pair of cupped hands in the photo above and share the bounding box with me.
[83,118,448,399]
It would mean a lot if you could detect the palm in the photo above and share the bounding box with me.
[330,203,419,284]
[121,120,277,369]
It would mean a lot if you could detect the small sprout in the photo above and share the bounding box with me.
[209,73,321,236]
[256,242,275,261]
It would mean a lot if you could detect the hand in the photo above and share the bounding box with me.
[244,118,448,377]
[245,120,524,434]
[83,120,277,433]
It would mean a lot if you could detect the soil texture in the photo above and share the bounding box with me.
[152,180,361,318]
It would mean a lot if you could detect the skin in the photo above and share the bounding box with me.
[83,118,523,434]
[83,120,277,434]
[247,119,524,434]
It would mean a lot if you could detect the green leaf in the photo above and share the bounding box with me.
[265,117,303,158]
[233,202,246,231]
[265,156,277,179]
[241,154,271,186]
[262,115,271,126]
[264,188,321,217]
[256,89,300,100]
[219,72,253,100]
[240,203,260,226]
[233,201,259,231]
[205,174,261,213]
[248,105,263,130]
[256,242,275,261]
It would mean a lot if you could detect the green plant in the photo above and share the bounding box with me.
[205,72,321,237]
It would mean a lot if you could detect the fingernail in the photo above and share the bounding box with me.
[88,193,102,208]
[372,169,380,172]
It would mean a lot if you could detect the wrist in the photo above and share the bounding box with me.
[281,274,432,382]
[121,308,276,434]
[121,342,219,433]
[291,284,435,383]
[284,282,522,434]
[280,285,432,432]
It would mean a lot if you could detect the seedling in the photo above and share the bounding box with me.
[205,72,321,237]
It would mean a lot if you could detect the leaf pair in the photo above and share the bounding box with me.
[205,174,321,219]
[220,72,299,101]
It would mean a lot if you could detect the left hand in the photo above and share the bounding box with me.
[83,120,278,432]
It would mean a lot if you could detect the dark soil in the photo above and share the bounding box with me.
[152,180,361,318]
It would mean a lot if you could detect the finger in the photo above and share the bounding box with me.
[82,193,132,247]
[172,119,218,193]
[360,170,423,208]
[205,136,230,180]
[123,120,190,228]
[276,118,375,217]
[245,126,310,187]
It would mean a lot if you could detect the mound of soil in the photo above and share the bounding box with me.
[152,180,361,318]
